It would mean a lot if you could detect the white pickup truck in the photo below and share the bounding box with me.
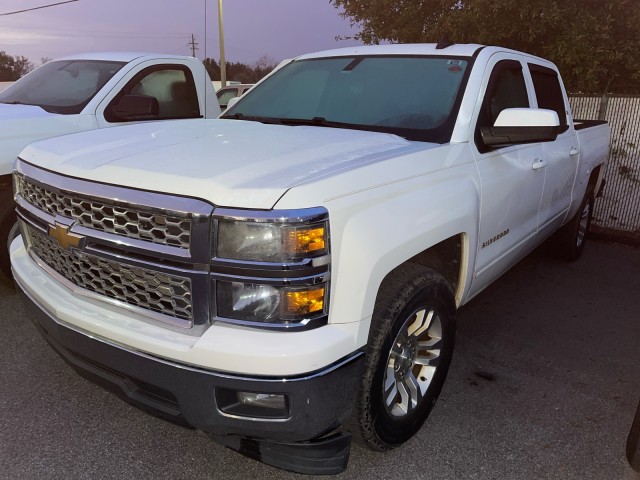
[10,44,610,474]
[0,52,220,278]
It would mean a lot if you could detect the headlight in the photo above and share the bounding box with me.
[217,220,327,262]
[217,281,326,324]
[212,207,330,329]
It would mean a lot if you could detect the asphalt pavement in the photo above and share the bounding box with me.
[1,239,639,480]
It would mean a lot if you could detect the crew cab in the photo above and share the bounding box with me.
[0,52,220,279]
[10,44,610,474]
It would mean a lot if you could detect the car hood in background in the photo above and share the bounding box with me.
[0,105,99,176]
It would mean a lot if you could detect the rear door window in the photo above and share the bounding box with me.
[528,64,567,126]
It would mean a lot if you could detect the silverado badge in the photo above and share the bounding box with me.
[481,229,510,249]
[48,223,84,250]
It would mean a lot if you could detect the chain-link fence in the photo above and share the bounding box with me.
[569,94,640,241]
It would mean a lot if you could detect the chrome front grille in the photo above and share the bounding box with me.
[26,226,193,321]
[17,176,191,249]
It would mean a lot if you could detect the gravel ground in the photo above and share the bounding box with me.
[1,240,639,480]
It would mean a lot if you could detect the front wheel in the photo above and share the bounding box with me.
[357,264,456,450]
[0,219,17,284]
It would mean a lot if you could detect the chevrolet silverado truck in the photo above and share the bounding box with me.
[10,44,610,474]
[0,52,220,280]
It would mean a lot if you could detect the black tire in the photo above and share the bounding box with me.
[627,398,640,471]
[357,263,456,450]
[551,190,594,262]
[0,217,15,284]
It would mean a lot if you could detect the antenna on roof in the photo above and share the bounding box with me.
[436,34,454,50]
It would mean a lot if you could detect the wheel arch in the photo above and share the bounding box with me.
[400,233,465,305]
[356,227,472,326]
[589,164,603,195]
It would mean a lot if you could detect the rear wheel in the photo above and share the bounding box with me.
[552,190,594,261]
[357,263,456,450]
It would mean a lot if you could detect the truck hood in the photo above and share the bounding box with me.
[20,119,434,209]
[0,104,95,175]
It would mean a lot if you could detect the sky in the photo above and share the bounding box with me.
[0,0,363,65]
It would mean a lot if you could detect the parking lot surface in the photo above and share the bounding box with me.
[1,240,639,480]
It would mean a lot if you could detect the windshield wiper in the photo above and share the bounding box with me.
[220,112,282,124]
[277,116,358,129]
[0,100,25,105]
[222,113,365,131]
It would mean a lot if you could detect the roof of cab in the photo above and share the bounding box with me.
[52,52,195,63]
[295,43,485,60]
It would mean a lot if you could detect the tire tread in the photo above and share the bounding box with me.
[357,263,455,451]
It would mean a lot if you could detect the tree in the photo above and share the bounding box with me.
[0,51,34,81]
[203,57,220,82]
[332,0,640,93]
[202,55,276,84]
[11,56,33,79]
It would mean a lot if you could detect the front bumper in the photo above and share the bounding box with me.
[12,232,366,473]
[17,281,363,443]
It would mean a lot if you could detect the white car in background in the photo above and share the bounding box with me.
[0,52,220,280]
[216,83,253,111]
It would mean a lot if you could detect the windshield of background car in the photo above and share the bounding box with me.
[217,88,239,105]
[223,55,472,143]
[0,60,126,114]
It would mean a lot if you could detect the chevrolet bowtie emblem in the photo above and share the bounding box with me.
[48,223,84,250]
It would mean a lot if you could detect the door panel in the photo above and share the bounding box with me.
[468,54,545,298]
[473,143,545,276]
[538,130,579,235]
[528,63,578,236]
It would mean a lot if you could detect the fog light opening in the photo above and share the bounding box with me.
[238,392,286,410]
[216,388,290,419]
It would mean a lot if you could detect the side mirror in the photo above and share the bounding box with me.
[481,108,564,147]
[109,94,159,122]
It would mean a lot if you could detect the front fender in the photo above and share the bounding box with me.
[275,142,481,350]
[325,168,479,330]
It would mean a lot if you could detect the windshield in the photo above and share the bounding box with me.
[0,60,126,114]
[222,55,471,143]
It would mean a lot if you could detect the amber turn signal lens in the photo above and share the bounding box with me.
[285,226,326,255]
[284,287,325,315]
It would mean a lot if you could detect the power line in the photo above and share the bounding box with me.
[0,0,79,17]
[1,24,192,39]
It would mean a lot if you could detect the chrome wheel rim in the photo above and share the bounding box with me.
[383,306,442,418]
[576,200,591,248]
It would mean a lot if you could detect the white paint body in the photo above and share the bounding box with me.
[0,52,220,177]
[11,45,610,376]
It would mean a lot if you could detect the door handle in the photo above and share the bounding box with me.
[532,158,547,170]
[570,147,580,156]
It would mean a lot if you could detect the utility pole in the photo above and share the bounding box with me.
[187,34,199,57]
[217,0,227,87]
